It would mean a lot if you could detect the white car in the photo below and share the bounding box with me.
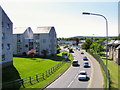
[78,71,87,80]
[83,61,89,68]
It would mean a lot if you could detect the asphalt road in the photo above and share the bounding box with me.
[46,46,103,88]
[47,49,93,88]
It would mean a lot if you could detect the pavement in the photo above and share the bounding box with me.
[46,48,104,88]
[84,50,104,88]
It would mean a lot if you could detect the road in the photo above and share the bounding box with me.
[46,47,103,88]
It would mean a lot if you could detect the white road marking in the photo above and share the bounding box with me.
[67,81,74,88]
[74,74,78,79]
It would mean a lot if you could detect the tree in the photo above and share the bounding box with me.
[27,49,36,57]
[41,49,49,57]
[81,38,93,51]
[70,37,79,46]
[90,41,104,53]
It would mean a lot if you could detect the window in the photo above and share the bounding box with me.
[43,39,46,43]
[25,44,28,47]
[17,40,21,43]
[2,22,4,27]
[2,43,4,49]
[29,39,33,42]
[7,44,10,50]
[2,33,5,39]
[2,54,5,61]
[17,49,21,53]
[7,23,10,29]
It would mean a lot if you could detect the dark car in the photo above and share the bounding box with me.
[83,56,88,61]
[81,52,84,54]
[72,60,79,66]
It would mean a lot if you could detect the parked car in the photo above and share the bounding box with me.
[83,56,88,61]
[72,60,79,66]
[78,71,87,80]
[83,61,89,68]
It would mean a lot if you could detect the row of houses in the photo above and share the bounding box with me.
[0,6,57,68]
[108,40,120,65]
[13,27,57,56]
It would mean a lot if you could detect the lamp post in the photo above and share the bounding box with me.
[82,12,109,88]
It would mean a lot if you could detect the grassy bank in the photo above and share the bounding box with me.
[26,53,74,88]
[100,56,119,89]
[13,57,61,78]
[3,51,74,88]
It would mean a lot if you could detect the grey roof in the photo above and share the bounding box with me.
[33,27,53,34]
[108,40,115,45]
[13,27,28,34]
[116,45,120,49]
[13,26,54,34]
[113,40,120,45]
[108,40,120,46]
[23,27,33,39]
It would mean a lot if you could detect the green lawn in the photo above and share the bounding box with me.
[26,53,74,88]
[13,57,61,78]
[13,51,68,79]
[3,51,74,88]
[100,56,119,89]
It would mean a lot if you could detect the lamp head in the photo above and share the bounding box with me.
[82,12,91,15]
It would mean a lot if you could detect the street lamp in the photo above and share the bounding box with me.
[82,12,109,88]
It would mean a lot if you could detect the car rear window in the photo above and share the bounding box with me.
[80,73,86,75]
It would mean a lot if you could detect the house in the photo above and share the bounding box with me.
[13,27,33,55]
[58,40,76,46]
[13,26,57,56]
[108,40,120,65]
[0,6,13,68]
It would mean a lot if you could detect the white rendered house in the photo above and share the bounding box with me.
[0,6,13,68]
[13,26,57,56]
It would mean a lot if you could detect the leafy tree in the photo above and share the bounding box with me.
[70,37,79,46]
[90,41,104,53]
[27,49,36,57]
[41,49,49,57]
[81,38,93,51]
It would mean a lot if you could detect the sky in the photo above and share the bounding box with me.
[0,0,119,38]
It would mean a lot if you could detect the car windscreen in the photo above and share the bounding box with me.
[73,61,78,63]
[83,57,87,59]
[79,73,86,75]
[84,62,88,64]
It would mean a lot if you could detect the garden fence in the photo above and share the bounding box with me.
[2,54,70,88]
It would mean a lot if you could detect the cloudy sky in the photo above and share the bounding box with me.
[0,0,119,37]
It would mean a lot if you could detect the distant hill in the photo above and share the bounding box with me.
[70,36,117,38]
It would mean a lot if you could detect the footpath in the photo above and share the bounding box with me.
[83,50,104,88]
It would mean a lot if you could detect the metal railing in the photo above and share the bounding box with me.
[87,49,110,89]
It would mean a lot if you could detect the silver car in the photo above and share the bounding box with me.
[78,71,87,80]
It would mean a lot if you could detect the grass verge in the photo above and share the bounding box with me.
[22,53,74,88]
[3,51,74,89]
[100,56,119,89]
